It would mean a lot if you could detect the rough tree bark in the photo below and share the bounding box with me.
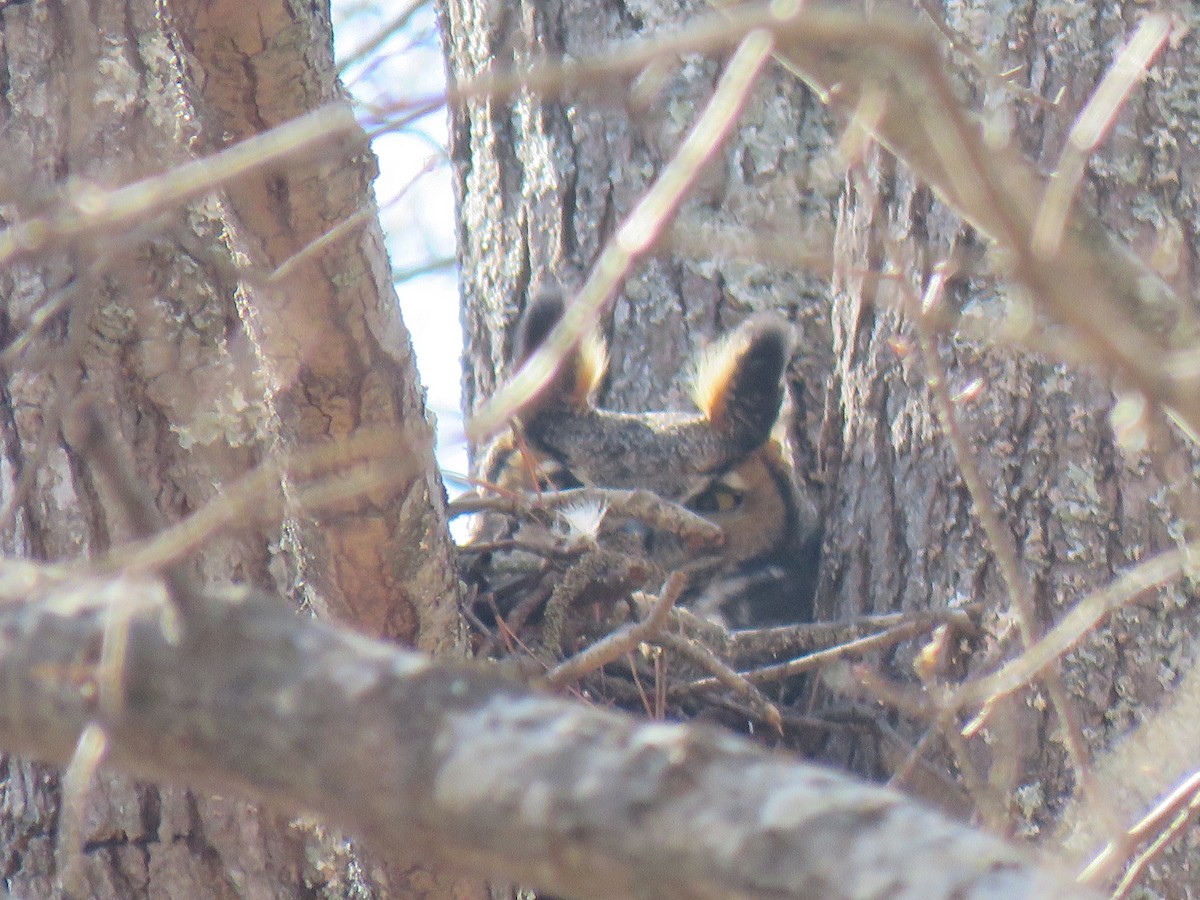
[0,0,471,896]
[443,0,1200,893]
[443,0,835,436]
[1,0,1197,893]
[822,4,1200,887]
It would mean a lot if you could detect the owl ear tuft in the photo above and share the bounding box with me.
[691,317,792,451]
[514,289,608,414]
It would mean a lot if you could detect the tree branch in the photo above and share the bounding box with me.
[0,574,1095,900]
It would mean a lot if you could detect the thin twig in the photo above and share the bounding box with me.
[546,573,686,687]
[955,543,1194,717]
[56,724,108,897]
[456,538,579,561]
[68,397,202,614]
[0,107,358,267]
[680,616,959,693]
[906,260,1093,797]
[91,429,414,578]
[268,206,375,284]
[656,632,782,733]
[451,487,724,548]
[847,666,1012,832]
[1080,768,1200,889]
[1032,15,1171,257]
[1109,775,1200,900]
[336,0,426,75]
[728,607,979,661]
[468,29,776,439]
[912,0,1062,112]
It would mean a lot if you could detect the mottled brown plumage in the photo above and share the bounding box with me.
[474,291,820,628]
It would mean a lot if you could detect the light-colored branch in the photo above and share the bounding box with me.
[0,106,358,267]
[448,1,1198,440]
[546,572,685,687]
[449,486,725,548]
[955,542,1196,715]
[0,575,1097,900]
[468,29,775,440]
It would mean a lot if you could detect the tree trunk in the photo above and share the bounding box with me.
[0,0,473,895]
[823,8,1200,887]
[442,0,835,427]
[444,0,1200,893]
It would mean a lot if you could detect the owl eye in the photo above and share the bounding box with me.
[687,481,743,514]
[538,466,584,492]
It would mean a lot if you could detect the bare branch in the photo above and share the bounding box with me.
[546,572,686,687]
[0,106,359,267]
[468,29,775,440]
[0,576,1097,900]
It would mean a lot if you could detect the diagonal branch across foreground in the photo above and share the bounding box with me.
[0,573,1094,900]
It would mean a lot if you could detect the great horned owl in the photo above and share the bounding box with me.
[467,291,821,632]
